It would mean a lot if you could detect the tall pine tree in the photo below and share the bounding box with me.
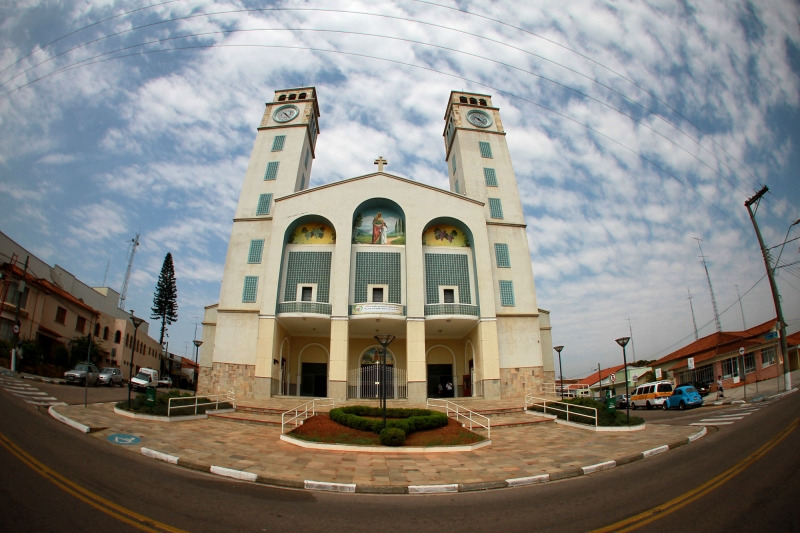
[151,253,178,346]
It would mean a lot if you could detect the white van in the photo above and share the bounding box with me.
[130,368,159,391]
[630,380,673,410]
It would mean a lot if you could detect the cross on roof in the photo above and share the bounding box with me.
[374,156,388,172]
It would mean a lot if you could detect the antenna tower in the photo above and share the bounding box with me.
[687,288,699,340]
[693,237,721,333]
[118,233,140,311]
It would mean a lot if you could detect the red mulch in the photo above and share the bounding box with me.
[288,414,485,446]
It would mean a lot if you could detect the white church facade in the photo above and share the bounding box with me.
[198,87,554,402]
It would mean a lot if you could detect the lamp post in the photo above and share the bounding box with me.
[615,337,631,424]
[193,339,203,392]
[373,334,395,428]
[127,310,144,409]
[554,346,564,399]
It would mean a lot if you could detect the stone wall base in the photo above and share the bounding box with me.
[500,366,544,397]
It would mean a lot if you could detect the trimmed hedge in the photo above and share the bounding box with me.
[329,406,448,444]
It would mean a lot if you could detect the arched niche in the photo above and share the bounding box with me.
[352,198,406,245]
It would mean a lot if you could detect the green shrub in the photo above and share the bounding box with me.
[329,406,448,437]
[379,427,406,446]
[116,391,233,417]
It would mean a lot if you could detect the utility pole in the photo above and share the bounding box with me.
[745,186,791,391]
[119,233,140,311]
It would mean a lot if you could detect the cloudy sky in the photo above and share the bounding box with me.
[1,0,798,379]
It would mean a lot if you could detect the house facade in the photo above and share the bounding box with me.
[198,87,554,402]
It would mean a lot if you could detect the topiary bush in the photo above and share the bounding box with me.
[379,427,406,446]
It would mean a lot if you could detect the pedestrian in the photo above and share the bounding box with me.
[716,375,725,399]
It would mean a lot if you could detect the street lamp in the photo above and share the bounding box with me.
[127,310,145,409]
[373,334,395,428]
[553,346,564,399]
[193,339,203,392]
[615,336,631,424]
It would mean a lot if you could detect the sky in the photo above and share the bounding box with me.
[1,0,798,380]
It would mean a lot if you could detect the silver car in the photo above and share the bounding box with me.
[64,362,99,386]
[98,367,123,387]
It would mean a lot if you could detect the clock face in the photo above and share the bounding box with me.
[274,105,299,123]
[466,109,492,128]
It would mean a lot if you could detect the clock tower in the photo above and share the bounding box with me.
[443,91,543,377]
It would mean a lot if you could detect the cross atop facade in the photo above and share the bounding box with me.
[374,156,388,172]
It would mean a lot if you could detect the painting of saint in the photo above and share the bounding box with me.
[372,212,387,244]
[353,207,405,244]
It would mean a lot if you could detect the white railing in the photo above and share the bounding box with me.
[427,398,491,438]
[167,391,236,417]
[542,382,591,398]
[525,394,597,427]
[281,398,335,434]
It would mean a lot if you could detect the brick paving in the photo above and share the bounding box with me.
[50,396,703,493]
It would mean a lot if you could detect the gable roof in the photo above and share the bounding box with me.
[575,363,627,386]
[655,319,781,366]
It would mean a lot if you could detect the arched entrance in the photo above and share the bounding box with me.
[297,343,328,397]
[347,347,407,399]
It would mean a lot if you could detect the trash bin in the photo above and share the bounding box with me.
[606,396,616,414]
[146,385,156,405]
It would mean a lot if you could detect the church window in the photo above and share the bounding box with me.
[488,198,504,219]
[300,286,314,302]
[452,157,457,175]
[242,276,259,303]
[369,285,387,303]
[499,280,515,306]
[284,252,331,303]
[441,287,457,303]
[304,148,310,168]
[479,99,487,106]
[272,135,286,151]
[278,95,287,101]
[114,330,121,343]
[424,253,471,304]
[354,252,402,304]
[459,96,467,103]
[288,94,296,100]
[479,141,493,158]
[256,193,272,215]
[495,243,511,267]
[483,167,498,186]
[299,92,307,99]
[454,180,460,194]
[264,161,279,181]
[248,239,264,263]
[103,326,109,340]
[469,97,477,104]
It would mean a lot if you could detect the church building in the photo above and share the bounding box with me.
[198,87,554,402]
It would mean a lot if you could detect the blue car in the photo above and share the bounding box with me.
[663,385,703,410]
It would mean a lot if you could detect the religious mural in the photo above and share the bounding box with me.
[353,207,405,244]
[288,223,335,244]
[360,347,395,366]
[422,224,469,247]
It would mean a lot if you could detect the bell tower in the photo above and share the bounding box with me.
[443,91,543,378]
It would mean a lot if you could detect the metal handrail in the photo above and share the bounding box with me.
[426,398,491,438]
[281,398,335,434]
[525,394,597,427]
[542,382,591,398]
[167,391,236,417]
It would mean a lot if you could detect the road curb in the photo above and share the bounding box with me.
[48,407,712,495]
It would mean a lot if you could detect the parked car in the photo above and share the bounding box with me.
[613,394,629,408]
[157,376,172,388]
[691,381,711,397]
[130,367,159,391]
[98,367,123,387]
[64,362,99,386]
[663,385,704,410]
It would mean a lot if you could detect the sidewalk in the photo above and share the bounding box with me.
[11,366,796,494]
[47,398,702,494]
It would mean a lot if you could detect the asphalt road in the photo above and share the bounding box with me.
[0,377,798,532]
